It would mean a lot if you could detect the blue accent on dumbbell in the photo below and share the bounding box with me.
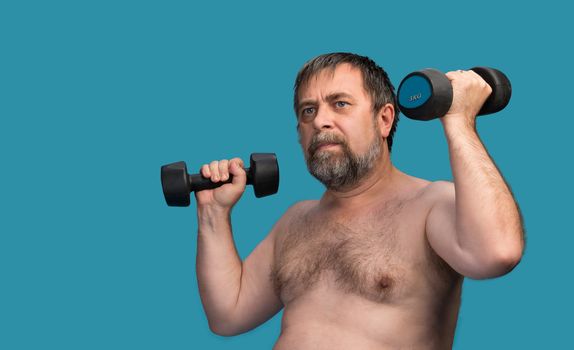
[398,75,431,109]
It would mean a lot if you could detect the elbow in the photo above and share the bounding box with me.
[469,241,524,280]
[208,320,238,337]
[495,243,524,275]
[491,221,526,275]
[495,229,525,275]
[208,316,248,337]
[488,250,522,278]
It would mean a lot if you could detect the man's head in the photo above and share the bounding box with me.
[293,53,399,191]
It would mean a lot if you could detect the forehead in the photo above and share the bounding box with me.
[298,63,369,101]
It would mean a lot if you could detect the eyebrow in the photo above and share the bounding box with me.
[298,92,355,110]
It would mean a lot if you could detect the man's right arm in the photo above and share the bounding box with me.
[194,158,284,336]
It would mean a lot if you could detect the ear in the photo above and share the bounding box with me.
[375,103,395,138]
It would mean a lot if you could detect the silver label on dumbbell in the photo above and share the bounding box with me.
[409,93,422,102]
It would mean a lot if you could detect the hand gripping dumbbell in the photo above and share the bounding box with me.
[397,67,512,121]
[161,153,279,207]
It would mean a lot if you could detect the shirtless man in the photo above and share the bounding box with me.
[194,53,525,349]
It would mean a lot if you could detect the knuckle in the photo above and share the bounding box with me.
[219,160,229,174]
[209,161,220,179]
[228,160,237,169]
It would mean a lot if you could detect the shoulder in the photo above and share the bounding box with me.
[399,180,455,224]
[271,200,318,235]
[394,171,453,205]
[422,180,455,201]
[420,181,456,231]
[287,199,318,213]
[397,177,455,215]
[279,200,317,225]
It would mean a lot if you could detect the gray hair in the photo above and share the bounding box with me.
[293,52,400,153]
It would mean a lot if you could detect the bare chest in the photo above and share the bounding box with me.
[271,199,442,304]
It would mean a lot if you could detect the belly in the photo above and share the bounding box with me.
[274,278,456,350]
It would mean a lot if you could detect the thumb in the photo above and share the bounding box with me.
[229,158,247,186]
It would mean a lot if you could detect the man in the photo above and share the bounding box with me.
[194,53,525,349]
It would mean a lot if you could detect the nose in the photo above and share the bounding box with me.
[312,106,335,131]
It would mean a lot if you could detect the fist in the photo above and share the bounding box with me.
[443,70,493,121]
[195,157,247,209]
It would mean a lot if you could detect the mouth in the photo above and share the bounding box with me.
[310,142,341,155]
[317,143,340,151]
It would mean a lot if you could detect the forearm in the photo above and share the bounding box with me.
[196,205,242,329]
[442,116,524,263]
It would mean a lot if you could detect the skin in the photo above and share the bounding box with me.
[195,64,525,349]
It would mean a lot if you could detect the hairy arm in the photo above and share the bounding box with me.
[426,118,525,279]
[197,204,294,336]
[194,158,284,336]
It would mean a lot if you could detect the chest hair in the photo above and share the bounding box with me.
[271,200,412,304]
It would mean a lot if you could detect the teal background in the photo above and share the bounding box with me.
[1,0,572,348]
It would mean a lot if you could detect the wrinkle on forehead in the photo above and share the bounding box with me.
[298,64,369,102]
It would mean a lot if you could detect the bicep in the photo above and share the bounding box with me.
[425,181,480,278]
[229,225,283,335]
[221,200,311,336]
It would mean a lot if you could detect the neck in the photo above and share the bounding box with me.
[320,151,399,209]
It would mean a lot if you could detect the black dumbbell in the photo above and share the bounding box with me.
[397,67,512,121]
[160,153,279,207]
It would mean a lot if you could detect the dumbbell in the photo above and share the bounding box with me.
[161,153,279,207]
[397,67,512,121]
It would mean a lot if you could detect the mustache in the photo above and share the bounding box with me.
[308,133,346,155]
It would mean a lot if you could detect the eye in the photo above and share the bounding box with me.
[335,101,349,108]
[301,107,315,116]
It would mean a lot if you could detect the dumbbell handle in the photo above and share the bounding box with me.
[188,168,254,192]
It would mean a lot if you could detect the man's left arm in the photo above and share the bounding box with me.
[425,70,525,279]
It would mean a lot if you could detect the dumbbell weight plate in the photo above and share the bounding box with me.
[470,67,512,116]
[161,161,191,207]
[397,68,453,121]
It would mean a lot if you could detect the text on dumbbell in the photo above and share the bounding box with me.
[409,93,422,102]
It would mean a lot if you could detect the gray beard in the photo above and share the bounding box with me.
[306,130,382,191]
